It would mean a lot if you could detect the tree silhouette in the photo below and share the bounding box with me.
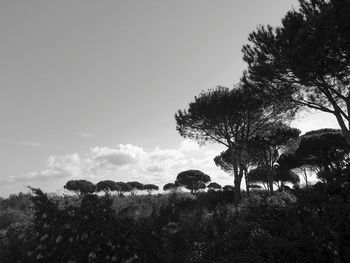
[63,180,96,197]
[215,123,299,195]
[163,183,178,192]
[207,182,222,191]
[176,86,294,202]
[115,182,132,197]
[127,181,144,196]
[278,129,350,183]
[96,180,118,195]
[143,184,159,195]
[247,166,299,190]
[247,123,300,193]
[242,0,350,145]
[222,185,235,192]
[175,170,211,194]
[214,147,259,198]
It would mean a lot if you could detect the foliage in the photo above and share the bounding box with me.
[115,182,132,197]
[246,122,300,193]
[127,181,144,195]
[278,128,350,183]
[247,123,300,167]
[222,185,235,192]
[248,166,300,190]
[175,86,296,202]
[242,0,350,145]
[0,221,35,263]
[96,180,119,195]
[63,180,96,197]
[175,170,211,194]
[143,184,159,195]
[1,169,350,263]
[29,187,163,263]
[163,183,178,192]
[0,209,31,229]
[0,192,32,211]
[207,182,222,190]
[214,149,236,174]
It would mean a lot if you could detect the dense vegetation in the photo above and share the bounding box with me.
[1,0,349,262]
[1,169,349,262]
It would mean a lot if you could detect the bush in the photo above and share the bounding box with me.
[0,209,31,229]
[1,169,349,263]
[0,192,32,211]
[0,221,35,263]
[29,188,164,263]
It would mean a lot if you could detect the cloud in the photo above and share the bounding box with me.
[75,131,94,139]
[91,144,145,167]
[179,140,200,152]
[0,138,42,148]
[7,140,232,190]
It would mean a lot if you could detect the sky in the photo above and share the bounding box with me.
[0,0,339,197]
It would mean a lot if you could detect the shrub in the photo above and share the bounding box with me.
[0,209,31,229]
[29,188,164,262]
[0,192,32,211]
[0,221,35,263]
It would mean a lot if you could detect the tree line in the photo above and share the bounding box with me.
[63,180,159,197]
[64,127,349,200]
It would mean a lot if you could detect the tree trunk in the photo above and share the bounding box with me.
[244,168,250,198]
[230,149,240,203]
[235,164,245,204]
[268,168,274,195]
[234,175,243,206]
[333,109,350,146]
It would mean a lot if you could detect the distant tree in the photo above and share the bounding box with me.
[296,129,349,172]
[247,123,300,194]
[242,0,350,145]
[278,129,350,183]
[127,181,144,196]
[175,170,211,194]
[222,185,235,192]
[176,86,295,202]
[143,184,159,195]
[292,166,313,188]
[214,123,299,195]
[63,180,96,197]
[96,180,118,195]
[274,168,300,189]
[214,148,256,197]
[247,166,299,190]
[163,183,178,192]
[278,153,319,187]
[247,167,269,190]
[207,182,222,191]
[115,182,132,197]
[196,182,207,193]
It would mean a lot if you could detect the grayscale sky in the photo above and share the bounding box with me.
[0,0,338,196]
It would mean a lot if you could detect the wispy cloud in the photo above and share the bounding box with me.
[20,141,42,147]
[0,138,42,148]
[75,131,94,139]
